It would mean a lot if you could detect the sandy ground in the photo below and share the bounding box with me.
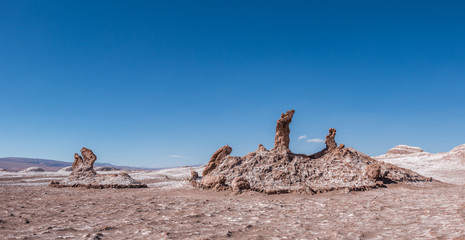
[1,170,465,240]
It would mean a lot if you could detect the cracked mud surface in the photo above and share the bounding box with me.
[1,179,465,240]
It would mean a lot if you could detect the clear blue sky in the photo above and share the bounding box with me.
[1,1,464,168]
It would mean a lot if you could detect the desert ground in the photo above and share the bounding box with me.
[1,168,465,240]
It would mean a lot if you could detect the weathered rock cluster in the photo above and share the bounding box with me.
[50,147,146,188]
[192,110,432,194]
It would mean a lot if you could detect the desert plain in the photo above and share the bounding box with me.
[1,167,465,240]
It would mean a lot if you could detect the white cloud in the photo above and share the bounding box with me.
[306,138,324,143]
[298,135,307,140]
[168,155,185,158]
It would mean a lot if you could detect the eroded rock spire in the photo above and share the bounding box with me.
[273,110,295,152]
[325,128,337,151]
[203,145,232,176]
[72,147,97,173]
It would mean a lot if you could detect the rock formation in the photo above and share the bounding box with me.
[191,170,199,180]
[375,144,465,185]
[21,167,45,173]
[95,166,120,171]
[325,128,337,151]
[200,175,227,190]
[195,110,432,194]
[202,145,232,176]
[50,147,146,188]
[311,128,342,159]
[58,166,73,172]
[273,110,295,152]
[232,176,250,192]
[72,147,97,172]
[385,145,424,155]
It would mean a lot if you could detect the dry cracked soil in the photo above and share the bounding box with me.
[1,170,465,240]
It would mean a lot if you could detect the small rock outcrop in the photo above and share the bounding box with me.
[50,147,146,188]
[365,164,382,181]
[190,171,199,180]
[95,166,120,171]
[385,145,424,155]
[21,167,45,173]
[273,110,295,153]
[194,110,432,194]
[200,175,226,190]
[232,176,250,192]
[202,145,232,176]
[58,166,73,172]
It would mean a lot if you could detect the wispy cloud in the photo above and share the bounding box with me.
[306,138,324,143]
[168,155,185,158]
[297,135,307,140]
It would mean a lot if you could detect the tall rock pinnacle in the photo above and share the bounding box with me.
[273,110,295,152]
[325,128,337,151]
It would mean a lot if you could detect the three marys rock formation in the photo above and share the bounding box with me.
[194,110,432,194]
[50,147,146,188]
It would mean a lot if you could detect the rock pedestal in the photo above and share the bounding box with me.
[50,147,146,189]
[273,110,295,153]
[72,147,97,172]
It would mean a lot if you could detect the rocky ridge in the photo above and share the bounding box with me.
[49,148,146,188]
[375,144,465,184]
[193,110,432,194]
[20,167,45,173]
[385,145,425,155]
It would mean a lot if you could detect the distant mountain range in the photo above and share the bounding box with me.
[0,157,161,172]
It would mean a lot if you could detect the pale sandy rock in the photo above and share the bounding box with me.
[375,144,465,184]
[386,145,424,155]
[95,166,120,171]
[58,166,73,172]
[21,167,45,173]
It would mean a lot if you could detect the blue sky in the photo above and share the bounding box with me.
[1,1,464,167]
